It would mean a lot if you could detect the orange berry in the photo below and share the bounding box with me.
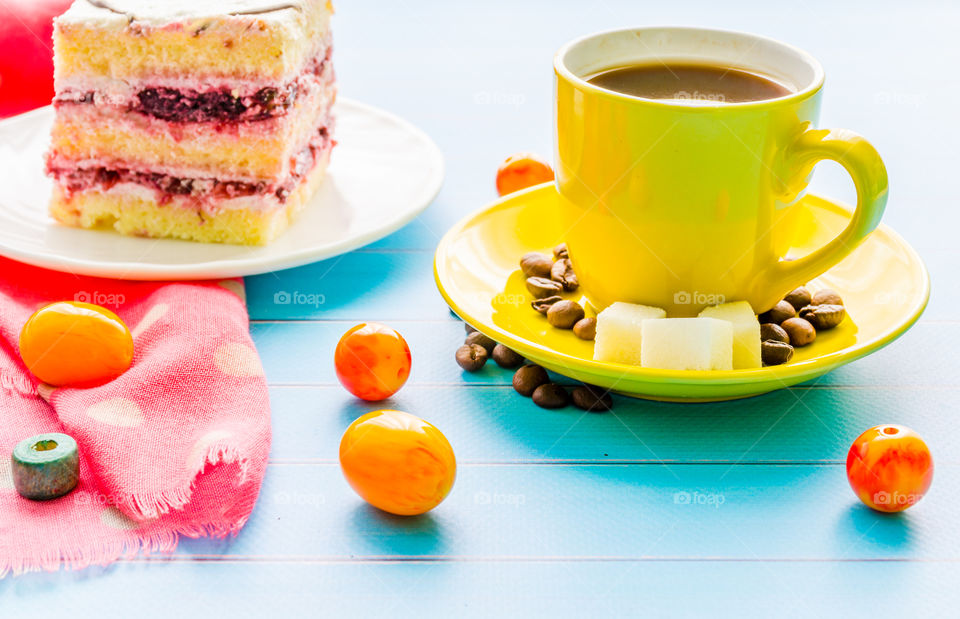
[339,410,456,516]
[334,323,411,401]
[496,152,555,196]
[19,302,134,387]
[846,424,933,512]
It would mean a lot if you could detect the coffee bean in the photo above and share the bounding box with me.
[455,344,488,372]
[532,383,570,409]
[465,331,496,354]
[553,243,569,260]
[513,364,549,397]
[532,295,563,315]
[573,317,597,340]
[783,287,812,311]
[760,323,790,344]
[799,304,846,330]
[758,300,796,325]
[761,340,794,365]
[550,258,579,291]
[526,276,563,298]
[547,300,585,329]
[520,252,553,278]
[781,317,816,346]
[492,344,524,368]
[812,288,843,306]
[571,384,613,412]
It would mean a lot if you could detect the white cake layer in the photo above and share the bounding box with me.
[60,0,329,28]
[54,0,333,82]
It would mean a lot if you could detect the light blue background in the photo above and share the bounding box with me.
[3,0,959,615]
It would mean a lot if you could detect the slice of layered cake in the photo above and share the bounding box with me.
[46,0,335,245]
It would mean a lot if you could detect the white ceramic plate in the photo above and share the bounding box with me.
[0,99,444,280]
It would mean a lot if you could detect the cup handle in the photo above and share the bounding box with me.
[756,128,889,311]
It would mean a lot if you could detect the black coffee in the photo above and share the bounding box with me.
[587,62,793,103]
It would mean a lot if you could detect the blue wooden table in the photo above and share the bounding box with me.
[3,0,959,615]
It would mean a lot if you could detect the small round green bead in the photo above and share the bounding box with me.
[11,433,79,501]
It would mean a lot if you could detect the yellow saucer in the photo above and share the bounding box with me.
[434,184,930,402]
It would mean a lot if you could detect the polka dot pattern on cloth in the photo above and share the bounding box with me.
[214,342,264,377]
[0,256,270,576]
[100,507,139,530]
[85,398,144,427]
[131,303,170,339]
[0,458,13,490]
[36,383,56,403]
[187,429,236,470]
[217,280,246,302]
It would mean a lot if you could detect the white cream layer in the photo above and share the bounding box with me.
[59,0,329,29]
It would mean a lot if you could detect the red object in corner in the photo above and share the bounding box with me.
[0,0,72,119]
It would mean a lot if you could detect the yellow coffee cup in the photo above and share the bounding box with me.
[554,27,888,316]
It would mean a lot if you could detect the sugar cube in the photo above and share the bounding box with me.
[698,301,762,369]
[640,318,733,371]
[593,302,667,365]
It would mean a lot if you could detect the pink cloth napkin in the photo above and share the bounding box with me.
[0,257,271,576]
